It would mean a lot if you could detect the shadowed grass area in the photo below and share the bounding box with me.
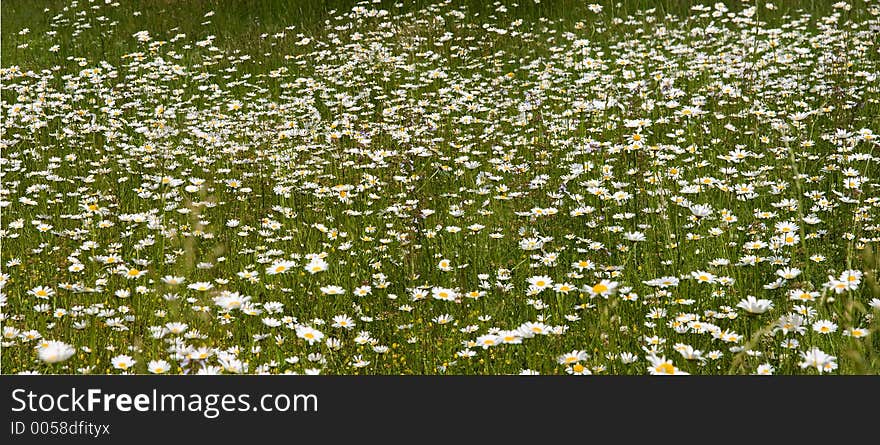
[3,0,857,69]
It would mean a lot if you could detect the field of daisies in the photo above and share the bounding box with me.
[2,0,879,375]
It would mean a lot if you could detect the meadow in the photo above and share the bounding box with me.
[1,0,879,375]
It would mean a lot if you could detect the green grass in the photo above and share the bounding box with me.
[1,0,879,375]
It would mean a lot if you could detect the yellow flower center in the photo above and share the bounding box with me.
[655,363,675,374]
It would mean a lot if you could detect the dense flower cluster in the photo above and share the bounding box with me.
[1,0,879,374]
